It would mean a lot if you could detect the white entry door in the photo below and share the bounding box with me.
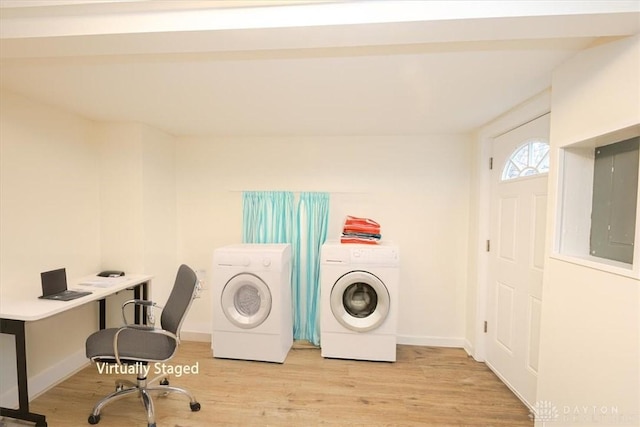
[486,114,550,408]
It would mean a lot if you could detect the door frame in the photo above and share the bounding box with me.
[470,90,551,363]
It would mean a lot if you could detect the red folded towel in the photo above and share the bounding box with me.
[341,216,381,244]
[343,215,380,235]
[340,236,380,245]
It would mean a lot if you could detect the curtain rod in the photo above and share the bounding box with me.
[228,190,368,195]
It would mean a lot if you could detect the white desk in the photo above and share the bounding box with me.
[0,273,153,427]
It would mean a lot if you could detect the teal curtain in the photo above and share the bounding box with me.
[242,191,295,243]
[241,190,329,346]
[293,192,329,345]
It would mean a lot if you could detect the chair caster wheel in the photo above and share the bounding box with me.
[190,401,201,411]
[88,414,101,424]
[148,424,156,427]
[159,378,169,386]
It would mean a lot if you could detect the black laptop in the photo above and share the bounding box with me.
[39,268,92,301]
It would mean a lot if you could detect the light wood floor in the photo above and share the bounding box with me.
[10,341,533,426]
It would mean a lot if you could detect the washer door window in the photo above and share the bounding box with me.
[221,273,272,329]
[330,271,390,332]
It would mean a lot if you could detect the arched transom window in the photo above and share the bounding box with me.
[501,139,550,181]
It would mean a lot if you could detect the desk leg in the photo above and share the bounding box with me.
[132,282,149,325]
[99,299,106,330]
[142,281,148,325]
[133,285,141,324]
[0,318,47,427]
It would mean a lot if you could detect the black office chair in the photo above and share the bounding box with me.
[85,264,201,427]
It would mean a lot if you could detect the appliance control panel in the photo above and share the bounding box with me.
[213,244,291,271]
[321,243,399,266]
[350,247,399,264]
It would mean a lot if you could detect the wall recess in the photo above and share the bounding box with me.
[553,124,640,278]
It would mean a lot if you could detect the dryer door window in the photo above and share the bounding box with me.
[343,283,378,318]
[221,273,272,329]
[330,270,390,332]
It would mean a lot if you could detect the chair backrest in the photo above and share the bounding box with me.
[161,264,198,335]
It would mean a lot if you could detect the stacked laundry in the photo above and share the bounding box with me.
[340,215,382,244]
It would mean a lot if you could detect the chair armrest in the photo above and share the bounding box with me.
[124,299,155,307]
[121,299,163,326]
[123,324,155,331]
[112,325,178,365]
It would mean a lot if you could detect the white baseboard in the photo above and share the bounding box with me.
[180,330,211,343]
[183,331,466,349]
[0,349,89,408]
[463,339,476,358]
[397,334,465,348]
[485,359,533,411]
[181,321,210,333]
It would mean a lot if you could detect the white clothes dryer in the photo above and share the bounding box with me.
[212,243,292,363]
[320,242,400,362]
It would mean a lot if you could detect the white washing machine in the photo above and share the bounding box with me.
[212,243,292,363]
[320,241,400,362]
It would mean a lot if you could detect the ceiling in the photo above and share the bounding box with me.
[1,1,639,137]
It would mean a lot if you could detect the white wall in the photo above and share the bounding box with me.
[175,135,472,345]
[95,122,178,326]
[97,123,144,273]
[0,90,101,404]
[1,88,472,404]
[0,90,472,403]
[0,93,179,404]
[536,35,640,426]
[140,125,178,309]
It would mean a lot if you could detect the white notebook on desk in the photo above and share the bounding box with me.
[79,276,127,288]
